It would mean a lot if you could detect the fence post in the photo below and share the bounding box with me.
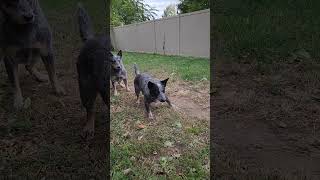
[178,14,181,56]
[153,20,156,54]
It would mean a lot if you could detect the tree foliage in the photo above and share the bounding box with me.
[177,0,209,14]
[162,4,177,18]
[111,0,158,26]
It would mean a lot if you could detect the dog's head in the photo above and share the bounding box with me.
[0,0,35,24]
[111,50,123,72]
[148,78,169,102]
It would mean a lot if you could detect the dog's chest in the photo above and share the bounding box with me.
[1,26,48,63]
[3,45,43,64]
[111,69,126,82]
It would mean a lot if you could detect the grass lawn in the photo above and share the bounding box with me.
[111,52,210,179]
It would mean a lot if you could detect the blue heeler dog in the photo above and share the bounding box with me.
[111,50,130,96]
[133,64,172,120]
[77,3,110,139]
[0,0,65,109]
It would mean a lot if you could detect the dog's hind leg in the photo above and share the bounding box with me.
[4,57,24,109]
[134,85,140,104]
[83,104,96,140]
[41,52,65,95]
[25,55,48,82]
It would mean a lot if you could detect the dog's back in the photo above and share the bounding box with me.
[76,3,111,106]
[133,64,157,98]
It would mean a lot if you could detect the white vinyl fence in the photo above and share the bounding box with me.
[111,9,210,58]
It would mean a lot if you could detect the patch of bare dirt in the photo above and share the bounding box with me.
[169,83,210,121]
[213,59,320,179]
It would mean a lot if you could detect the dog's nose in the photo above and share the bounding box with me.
[160,99,165,102]
[116,66,121,69]
[24,15,34,22]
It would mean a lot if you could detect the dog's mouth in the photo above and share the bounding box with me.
[112,66,121,73]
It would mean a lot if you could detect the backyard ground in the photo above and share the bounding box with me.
[212,0,320,179]
[110,52,210,179]
[212,56,320,179]
[0,1,108,178]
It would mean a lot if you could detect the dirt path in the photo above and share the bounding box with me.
[213,60,320,179]
[169,83,210,121]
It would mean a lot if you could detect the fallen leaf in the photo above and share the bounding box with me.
[175,122,182,129]
[23,97,31,109]
[137,124,146,129]
[278,121,287,128]
[123,168,132,175]
[164,141,174,148]
[123,132,130,138]
[130,156,136,161]
[172,153,181,158]
[138,135,143,141]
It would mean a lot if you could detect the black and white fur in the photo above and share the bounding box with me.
[133,64,172,120]
[110,50,129,96]
[0,0,65,109]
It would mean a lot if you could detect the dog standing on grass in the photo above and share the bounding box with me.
[0,0,65,109]
[110,50,130,96]
[77,3,110,139]
[133,64,172,120]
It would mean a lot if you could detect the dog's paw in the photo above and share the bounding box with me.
[113,91,119,96]
[136,99,140,105]
[126,88,131,92]
[13,95,24,110]
[148,112,154,120]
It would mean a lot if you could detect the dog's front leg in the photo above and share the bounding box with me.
[41,53,65,95]
[82,105,96,140]
[144,100,154,120]
[165,96,172,107]
[25,55,48,82]
[112,81,118,96]
[123,79,130,92]
[4,57,24,109]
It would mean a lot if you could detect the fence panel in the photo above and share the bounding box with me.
[111,9,210,58]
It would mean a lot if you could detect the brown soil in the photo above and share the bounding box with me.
[169,83,210,121]
[212,59,320,179]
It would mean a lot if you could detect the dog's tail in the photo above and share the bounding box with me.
[133,63,140,75]
[77,2,94,42]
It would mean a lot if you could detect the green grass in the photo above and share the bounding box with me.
[119,52,210,81]
[111,53,209,179]
[214,0,320,63]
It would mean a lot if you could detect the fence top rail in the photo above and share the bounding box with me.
[111,9,210,30]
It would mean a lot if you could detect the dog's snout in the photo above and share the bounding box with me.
[116,66,121,69]
[24,14,34,22]
[159,99,166,102]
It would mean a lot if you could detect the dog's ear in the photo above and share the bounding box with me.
[161,78,169,87]
[117,50,122,57]
[148,81,158,92]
